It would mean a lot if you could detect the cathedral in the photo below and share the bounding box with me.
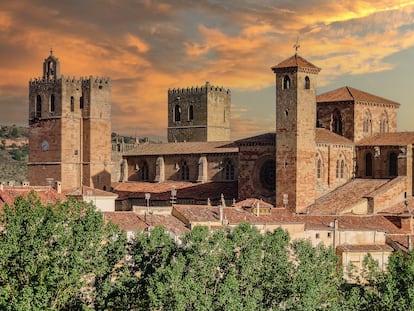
[27,51,414,218]
[115,52,412,217]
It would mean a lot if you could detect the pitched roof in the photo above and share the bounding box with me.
[316,128,354,145]
[65,185,118,198]
[137,213,190,235]
[271,54,320,72]
[0,186,67,211]
[357,132,414,146]
[308,179,392,215]
[103,211,148,231]
[317,86,399,106]
[337,244,393,252]
[124,141,238,156]
[236,133,275,146]
[113,181,238,201]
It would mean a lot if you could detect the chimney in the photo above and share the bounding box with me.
[55,181,62,194]
[401,216,413,233]
[219,204,223,223]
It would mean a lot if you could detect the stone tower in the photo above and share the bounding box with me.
[167,82,231,142]
[271,54,320,213]
[28,50,112,191]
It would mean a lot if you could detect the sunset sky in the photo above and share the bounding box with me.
[1,1,414,140]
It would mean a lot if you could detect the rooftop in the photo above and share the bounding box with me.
[357,132,414,146]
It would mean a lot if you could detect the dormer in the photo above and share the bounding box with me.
[43,49,60,80]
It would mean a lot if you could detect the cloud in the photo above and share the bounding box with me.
[0,0,414,139]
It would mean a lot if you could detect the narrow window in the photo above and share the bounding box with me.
[340,160,345,179]
[224,159,235,180]
[332,109,342,135]
[365,153,373,177]
[336,160,340,178]
[70,96,74,112]
[174,105,181,122]
[140,161,149,181]
[389,153,398,177]
[80,96,84,109]
[283,75,290,90]
[317,158,322,179]
[304,76,310,89]
[181,160,189,180]
[36,95,42,118]
[188,105,194,121]
[50,94,55,113]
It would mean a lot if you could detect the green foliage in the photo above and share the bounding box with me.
[0,193,126,310]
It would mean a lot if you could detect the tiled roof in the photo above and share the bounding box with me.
[137,213,190,235]
[317,86,399,106]
[124,141,238,156]
[387,234,414,250]
[271,54,320,71]
[357,132,414,146]
[378,196,414,215]
[173,204,299,226]
[65,185,118,198]
[236,133,275,145]
[337,244,393,252]
[308,179,392,215]
[103,211,148,231]
[233,198,274,209]
[316,128,354,145]
[113,181,238,201]
[302,215,402,233]
[0,186,67,211]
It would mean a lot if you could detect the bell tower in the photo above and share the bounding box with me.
[271,53,320,213]
[43,49,60,80]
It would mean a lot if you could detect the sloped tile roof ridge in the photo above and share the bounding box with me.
[315,128,354,145]
[271,54,320,71]
[317,85,399,106]
[364,176,406,198]
[356,131,414,146]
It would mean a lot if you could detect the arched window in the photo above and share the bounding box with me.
[224,159,235,180]
[363,110,372,134]
[50,94,55,113]
[389,152,398,177]
[188,105,194,121]
[140,161,149,181]
[70,96,74,112]
[340,159,345,179]
[316,158,322,179]
[174,105,181,122]
[304,76,310,89]
[181,160,189,180]
[336,160,340,178]
[283,75,290,90]
[36,95,42,117]
[80,96,84,109]
[380,112,389,133]
[365,153,373,177]
[332,109,342,135]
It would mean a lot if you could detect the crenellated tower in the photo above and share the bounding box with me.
[271,54,320,213]
[167,82,231,142]
[28,50,112,191]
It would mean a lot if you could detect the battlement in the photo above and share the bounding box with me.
[168,81,230,95]
[29,75,111,87]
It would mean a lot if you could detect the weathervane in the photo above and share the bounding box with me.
[293,36,300,55]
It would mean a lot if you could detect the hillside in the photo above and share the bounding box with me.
[0,125,28,184]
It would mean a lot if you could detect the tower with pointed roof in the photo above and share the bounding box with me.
[271,53,321,213]
[28,51,112,191]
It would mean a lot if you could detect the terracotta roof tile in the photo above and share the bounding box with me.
[0,186,67,211]
[137,213,190,234]
[317,86,399,106]
[124,141,238,156]
[357,132,414,146]
[316,128,354,145]
[308,179,392,215]
[65,185,118,197]
[337,244,393,252]
[271,54,320,72]
[113,181,238,201]
[103,211,148,231]
[233,198,274,209]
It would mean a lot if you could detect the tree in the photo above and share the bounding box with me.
[0,193,126,310]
